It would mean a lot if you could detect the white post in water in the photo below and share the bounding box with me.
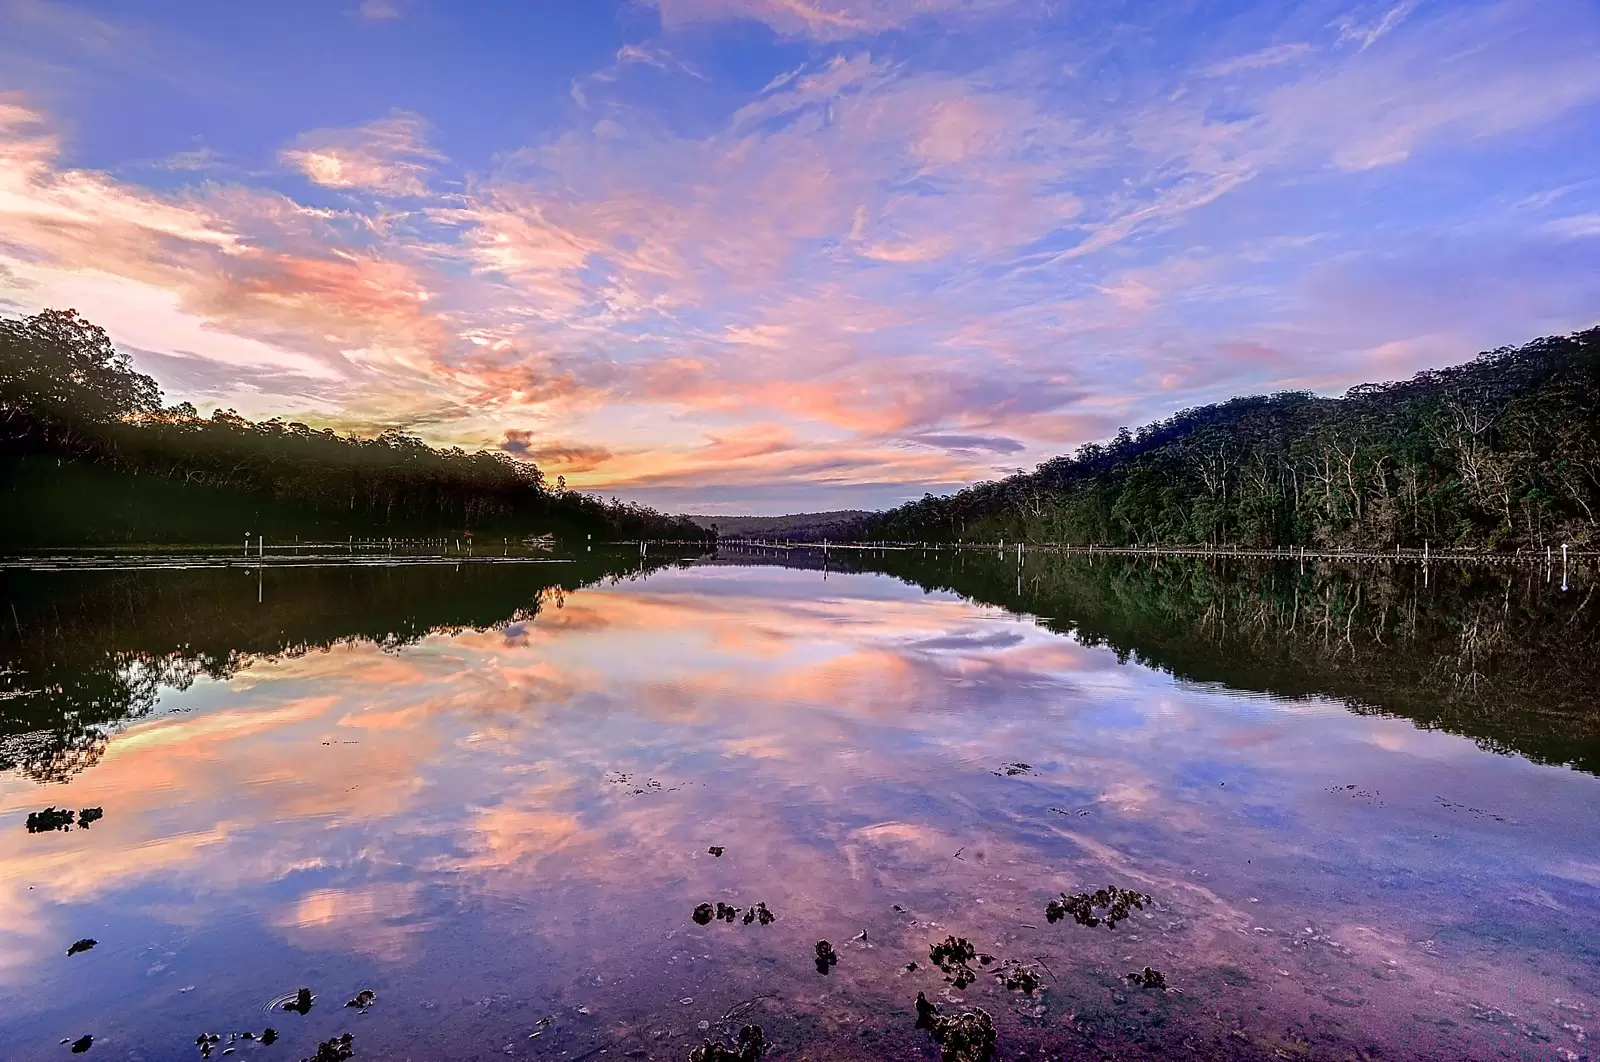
[1424,541,1429,564]
[259,535,264,558]
[1563,543,1570,591]
[244,533,250,557]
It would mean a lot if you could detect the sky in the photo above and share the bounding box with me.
[1,0,1597,514]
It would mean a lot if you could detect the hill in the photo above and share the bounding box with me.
[0,309,710,548]
[867,328,1600,550]
[685,511,872,541]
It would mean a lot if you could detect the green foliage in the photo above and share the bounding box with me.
[0,309,709,546]
[869,329,1600,550]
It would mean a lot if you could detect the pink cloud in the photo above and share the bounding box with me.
[281,111,442,196]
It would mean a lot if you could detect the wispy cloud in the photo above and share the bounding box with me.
[356,0,403,22]
[1202,42,1312,78]
[281,111,442,196]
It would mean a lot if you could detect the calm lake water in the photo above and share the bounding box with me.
[2,548,1598,1062]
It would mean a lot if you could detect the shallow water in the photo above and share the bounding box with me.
[2,549,1598,1061]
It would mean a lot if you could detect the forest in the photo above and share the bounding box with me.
[869,328,1600,550]
[0,309,710,547]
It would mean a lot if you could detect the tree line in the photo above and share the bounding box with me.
[868,328,1600,551]
[0,309,710,546]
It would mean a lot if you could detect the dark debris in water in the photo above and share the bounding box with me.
[77,807,103,828]
[261,1030,278,1046]
[914,993,995,1062]
[27,807,76,832]
[196,1033,221,1059]
[1045,886,1150,929]
[992,762,1033,777]
[1127,967,1167,990]
[996,960,1041,994]
[67,1035,93,1053]
[708,846,724,857]
[929,935,979,988]
[344,989,376,1010]
[301,1033,353,1062]
[693,901,773,926]
[814,940,838,974]
[66,938,97,957]
[283,988,314,1015]
[688,1023,766,1062]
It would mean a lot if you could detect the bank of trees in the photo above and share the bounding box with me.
[870,328,1600,550]
[0,309,709,545]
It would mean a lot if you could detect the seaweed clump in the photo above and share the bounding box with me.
[929,936,988,989]
[1127,967,1167,990]
[914,993,995,1062]
[814,940,838,974]
[1045,887,1150,929]
[996,961,1041,994]
[302,1033,354,1062]
[688,1023,766,1062]
[27,807,75,832]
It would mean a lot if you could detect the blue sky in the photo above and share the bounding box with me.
[1,0,1597,513]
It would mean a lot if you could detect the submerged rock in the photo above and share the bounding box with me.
[301,1033,353,1062]
[814,940,838,974]
[1045,886,1150,930]
[688,1023,765,1061]
[914,993,995,1062]
[1127,967,1167,990]
[27,807,75,832]
[66,938,97,957]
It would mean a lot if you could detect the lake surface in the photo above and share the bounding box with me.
[2,548,1598,1061]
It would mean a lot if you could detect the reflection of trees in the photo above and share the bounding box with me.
[850,550,1600,775]
[0,553,703,783]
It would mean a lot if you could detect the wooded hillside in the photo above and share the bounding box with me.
[868,328,1600,550]
[0,309,710,547]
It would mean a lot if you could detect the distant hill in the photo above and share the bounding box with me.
[686,511,872,541]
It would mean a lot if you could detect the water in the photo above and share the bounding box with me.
[1,548,1597,1061]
